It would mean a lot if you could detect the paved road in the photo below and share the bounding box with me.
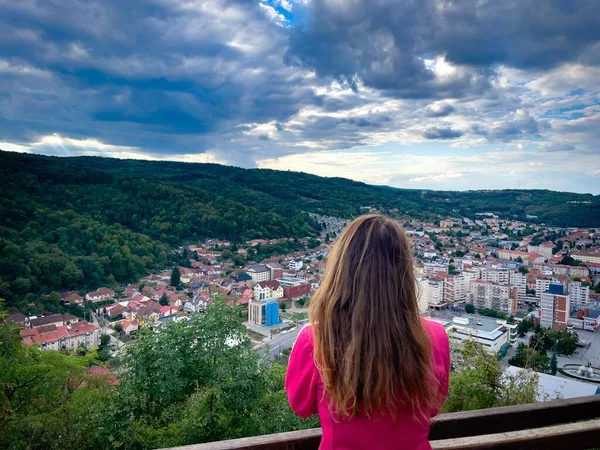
[255,326,303,360]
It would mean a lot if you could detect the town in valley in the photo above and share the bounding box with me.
[7,210,600,393]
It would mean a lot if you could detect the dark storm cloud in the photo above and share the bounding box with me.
[287,0,600,97]
[0,0,599,164]
[423,127,463,140]
[0,0,320,154]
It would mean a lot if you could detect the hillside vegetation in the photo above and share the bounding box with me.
[1,150,598,311]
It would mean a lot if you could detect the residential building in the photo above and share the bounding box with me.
[266,262,284,280]
[571,251,600,264]
[85,287,116,302]
[288,260,303,271]
[183,294,210,313]
[568,281,590,308]
[277,277,311,299]
[415,277,429,313]
[234,273,253,289]
[538,264,590,278]
[527,243,554,259]
[587,262,600,276]
[248,297,280,327]
[120,319,139,335]
[423,262,448,276]
[540,282,570,331]
[443,275,468,305]
[509,272,527,297]
[247,264,271,286]
[60,292,84,305]
[481,268,510,285]
[468,280,518,316]
[5,313,28,327]
[254,280,284,300]
[535,278,559,302]
[437,315,517,353]
[21,321,101,351]
[498,249,545,266]
[423,278,445,309]
[136,307,160,324]
[29,313,79,329]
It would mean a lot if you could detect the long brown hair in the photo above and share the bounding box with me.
[309,214,439,420]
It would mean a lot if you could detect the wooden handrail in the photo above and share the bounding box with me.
[429,394,600,440]
[159,395,600,450]
[432,419,600,450]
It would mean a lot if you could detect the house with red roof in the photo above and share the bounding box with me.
[120,319,139,335]
[85,287,116,302]
[21,320,101,351]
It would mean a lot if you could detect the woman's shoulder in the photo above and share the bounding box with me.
[421,318,450,347]
[297,323,315,345]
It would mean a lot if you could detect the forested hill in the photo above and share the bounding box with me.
[1,150,599,312]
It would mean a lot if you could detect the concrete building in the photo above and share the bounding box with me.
[571,252,600,264]
[436,315,517,353]
[415,277,429,314]
[540,282,570,331]
[288,260,303,271]
[443,275,468,305]
[424,278,445,309]
[423,262,448,276]
[509,272,527,297]
[535,278,559,302]
[277,277,311,299]
[481,268,510,285]
[21,320,101,351]
[568,281,590,308]
[266,262,284,280]
[568,308,600,332]
[248,297,280,327]
[545,264,590,278]
[468,280,518,316]
[527,243,554,259]
[247,264,271,286]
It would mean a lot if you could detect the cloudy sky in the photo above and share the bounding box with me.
[1,0,599,193]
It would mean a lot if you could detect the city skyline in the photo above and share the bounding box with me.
[0,0,599,193]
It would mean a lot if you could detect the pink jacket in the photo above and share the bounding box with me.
[285,320,450,450]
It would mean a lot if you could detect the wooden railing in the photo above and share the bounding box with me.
[160,395,600,450]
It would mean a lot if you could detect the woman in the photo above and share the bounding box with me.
[286,214,450,450]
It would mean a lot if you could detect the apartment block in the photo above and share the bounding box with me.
[540,282,570,331]
[509,272,527,297]
[568,281,590,308]
[469,280,518,316]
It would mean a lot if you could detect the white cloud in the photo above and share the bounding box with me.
[259,2,288,26]
[408,171,463,182]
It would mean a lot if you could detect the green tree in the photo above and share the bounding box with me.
[554,331,578,356]
[549,353,557,375]
[0,302,93,448]
[517,318,534,336]
[170,266,181,287]
[465,303,475,314]
[100,334,111,347]
[445,341,538,412]
[159,293,170,306]
[113,322,123,334]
